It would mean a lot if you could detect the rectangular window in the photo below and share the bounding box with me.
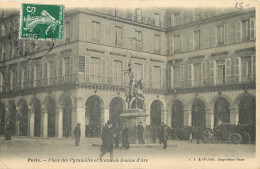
[135,9,142,22]
[194,64,201,87]
[250,18,255,40]
[154,35,160,53]
[171,13,181,26]
[173,66,180,88]
[90,57,100,83]
[135,30,142,50]
[79,56,85,73]
[154,13,161,26]
[187,64,194,87]
[210,60,216,85]
[234,57,241,82]
[225,59,231,84]
[180,65,184,82]
[236,21,242,42]
[115,8,122,17]
[134,63,143,81]
[201,62,207,86]
[217,25,224,45]
[242,19,250,41]
[216,64,225,85]
[114,61,123,85]
[92,21,100,42]
[65,22,70,41]
[115,26,122,46]
[153,66,161,89]
[194,30,200,50]
[174,34,180,53]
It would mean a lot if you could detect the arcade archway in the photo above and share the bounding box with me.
[0,102,6,135]
[171,100,184,128]
[109,97,124,125]
[33,99,41,137]
[8,100,16,135]
[47,97,56,137]
[17,99,29,136]
[192,98,206,129]
[85,95,104,137]
[214,97,230,126]
[239,95,255,124]
[150,100,162,126]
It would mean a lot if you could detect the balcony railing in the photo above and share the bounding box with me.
[0,74,166,94]
[168,74,256,89]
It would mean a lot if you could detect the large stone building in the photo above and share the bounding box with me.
[0,7,256,138]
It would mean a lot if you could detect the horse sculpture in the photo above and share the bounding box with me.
[125,79,144,109]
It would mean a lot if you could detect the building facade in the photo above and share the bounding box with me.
[0,7,255,138]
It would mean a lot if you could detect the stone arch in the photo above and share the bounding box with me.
[150,99,164,126]
[171,99,184,128]
[85,95,105,137]
[7,100,16,135]
[191,98,206,129]
[232,92,255,108]
[237,94,256,124]
[0,101,6,135]
[214,97,230,126]
[187,96,208,110]
[109,97,125,125]
[17,98,29,136]
[209,94,232,110]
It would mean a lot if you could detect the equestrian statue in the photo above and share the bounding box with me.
[123,61,144,109]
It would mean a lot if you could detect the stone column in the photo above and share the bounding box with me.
[57,108,63,138]
[42,110,48,138]
[166,110,171,127]
[29,107,34,137]
[230,107,239,125]
[205,108,214,129]
[146,109,150,125]
[183,109,192,126]
[103,109,109,126]
[76,107,85,139]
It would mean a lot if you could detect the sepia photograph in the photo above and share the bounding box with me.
[0,1,258,169]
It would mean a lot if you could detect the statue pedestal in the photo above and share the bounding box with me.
[120,109,148,144]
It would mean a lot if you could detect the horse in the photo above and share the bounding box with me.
[125,79,144,108]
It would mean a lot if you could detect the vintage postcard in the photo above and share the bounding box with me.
[0,0,259,169]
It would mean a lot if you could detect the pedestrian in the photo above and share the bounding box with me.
[121,124,130,149]
[5,121,11,140]
[150,125,156,143]
[113,123,120,149]
[137,122,145,144]
[196,127,202,144]
[100,120,114,160]
[74,123,81,146]
[159,122,164,144]
[190,126,195,143]
[162,125,168,149]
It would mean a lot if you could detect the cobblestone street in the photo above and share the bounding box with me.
[0,136,256,169]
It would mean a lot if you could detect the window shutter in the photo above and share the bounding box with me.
[110,25,115,46]
[236,21,242,42]
[210,60,216,85]
[100,22,105,44]
[212,26,217,46]
[161,67,166,89]
[201,62,206,86]
[171,14,175,26]
[85,56,90,82]
[170,36,174,54]
[180,65,184,82]
[86,20,92,41]
[250,18,255,40]
[224,23,228,44]
[167,65,172,89]
[70,57,73,76]
[70,21,73,41]
[180,33,183,52]
[143,64,148,88]
[234,57,241,82]
[123,61,128,86]
[101,58,107,84]
[200,29,205,49]
[189,31,194,51]
[0,72,2,92]
[251,55,255,81]
[149,65,153,88]
[188,64,194,87]
[225,58,231,84]
[109,60,114,84]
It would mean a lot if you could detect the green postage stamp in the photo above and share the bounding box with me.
[19,3,64,40]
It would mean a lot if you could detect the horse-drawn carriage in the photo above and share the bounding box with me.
[202,123,255,144]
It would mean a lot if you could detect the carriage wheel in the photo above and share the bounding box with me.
[242,132,250,144]
[229,133,242,144]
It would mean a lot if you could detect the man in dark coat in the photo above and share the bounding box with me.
[159,122,164,144]
[5,121,11,140]
[113,123,120,149]
[162,125,168,149]
[74,123,81,146]
[121,124,130,149]
[137,122,144,144]
[100,120,114,160]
